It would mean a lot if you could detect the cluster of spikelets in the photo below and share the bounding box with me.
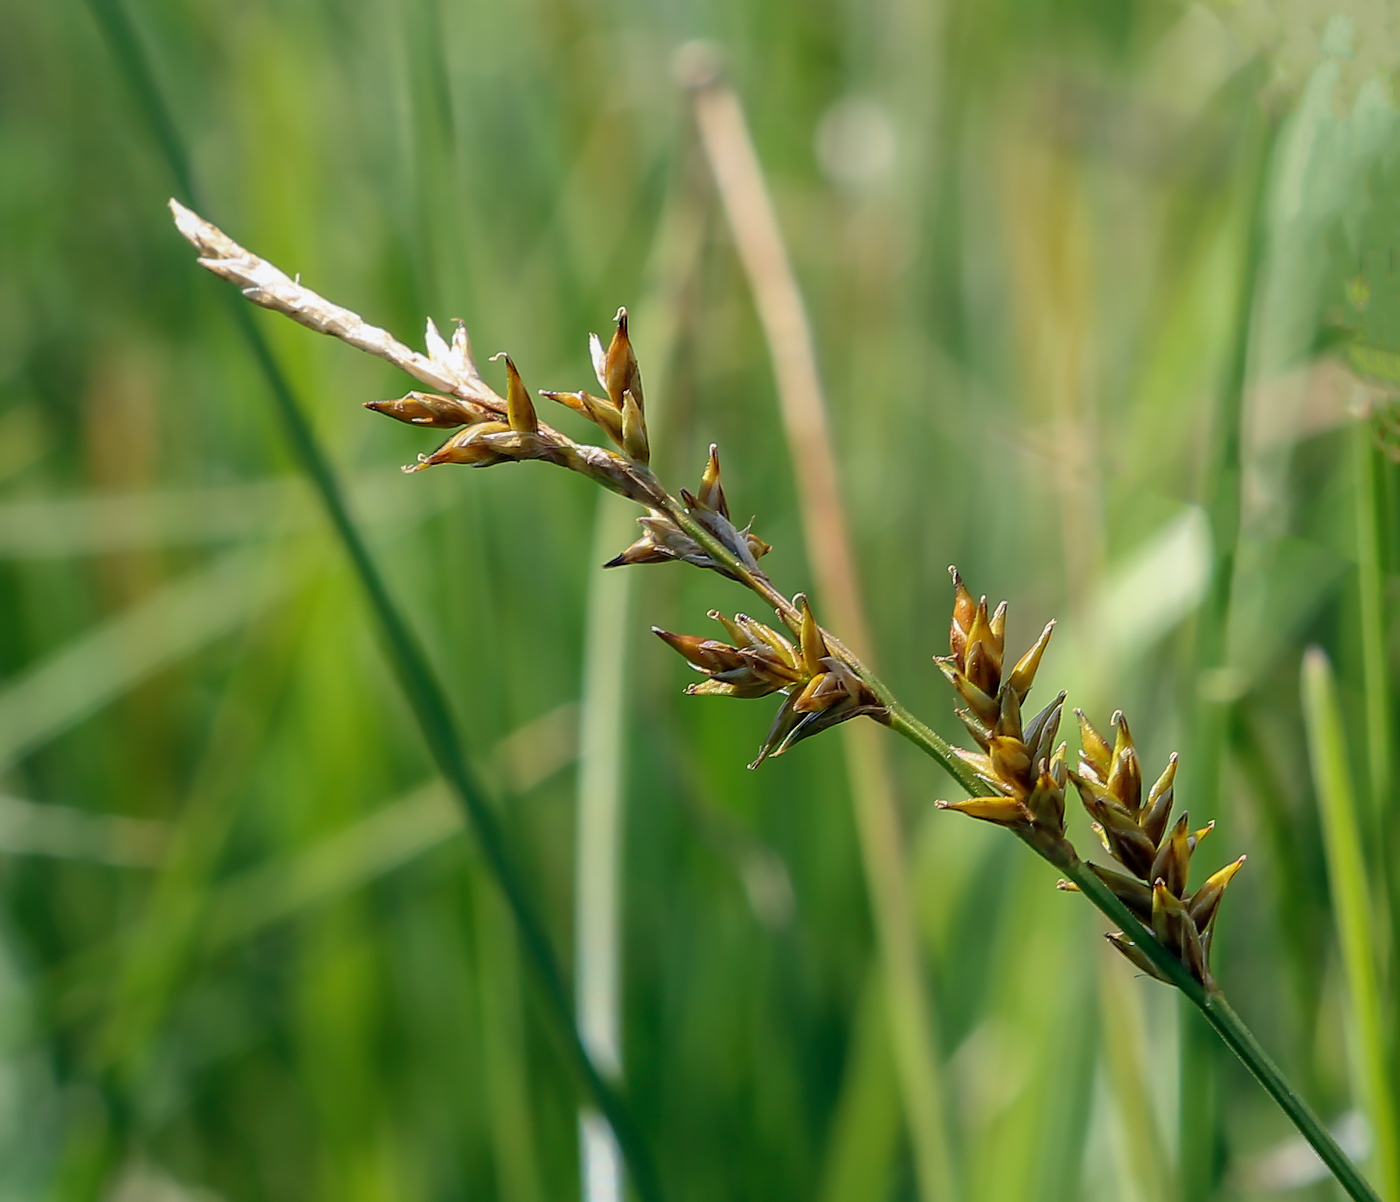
[367,309,770,582]
[931,572,1246,989]
[654,598,885,768]
[932,570,1069,853]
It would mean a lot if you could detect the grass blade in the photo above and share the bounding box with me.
[1301,646,1399,1202]
[575,490,636,1202]
[81,1,663,1196]
[1354,426,1392,836]
[0,545,308,773]
[686,55,956,1202]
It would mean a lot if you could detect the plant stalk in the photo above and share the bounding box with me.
[1354,424,1393,837]
[1302,647,1400,1201]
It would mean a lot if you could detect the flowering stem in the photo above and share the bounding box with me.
[125,21,1372,1185]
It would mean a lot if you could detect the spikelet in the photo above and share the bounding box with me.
[1063,710,1246,989]
[933,569,1068,853]
[656,596,888,768]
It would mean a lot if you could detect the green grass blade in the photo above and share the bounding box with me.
[1354,427,1392,837]
[1177,101,1273,1202]
[690,68,956,1201]
[81,1,664,1196]
[0,794,168,866]
[1301,646,1399,1202]
[816,976,899,1202]
[0,544,308,772]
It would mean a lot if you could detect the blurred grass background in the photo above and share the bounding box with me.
[2,0,1400,1199]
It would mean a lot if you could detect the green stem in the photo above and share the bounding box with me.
[85,2,664,1198]
[88,8,1371,1193]
[886,706,981,795]
[1202,993,1380,1202]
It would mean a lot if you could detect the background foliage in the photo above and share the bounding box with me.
[2,0,1399,1199]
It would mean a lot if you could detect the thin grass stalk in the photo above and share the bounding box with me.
[82,2,664,1197]
[575,492,634,1202]
[475,877,549,1202]
[1354,425,1392,836]
[1353,420,1398,1137]
[683,53,956,1202]
[1099,960,1171,1202]
[816,976,901,1202]
[573,156,708,1202]
[1301,648,1400,1202]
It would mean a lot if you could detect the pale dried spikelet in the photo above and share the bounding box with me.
[169,200,674,506]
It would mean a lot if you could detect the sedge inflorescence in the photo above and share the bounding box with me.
[1065,708,1245,989]
[169,195,1243,997]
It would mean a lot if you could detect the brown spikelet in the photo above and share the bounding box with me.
[934,570,1067,846]
[1070,711,1243,988]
